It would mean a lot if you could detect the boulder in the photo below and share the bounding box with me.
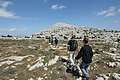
[3,67,16,74]
[107,62,120,68]
[107,62,116,68]
[112,73,120,80]
[96,77,104,80]
[116,62,120,68]
[110,48,117,53]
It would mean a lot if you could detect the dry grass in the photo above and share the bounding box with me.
[0,39,119,80]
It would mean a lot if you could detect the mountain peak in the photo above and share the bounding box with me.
[50,22,75,28]
[54,22,69,25]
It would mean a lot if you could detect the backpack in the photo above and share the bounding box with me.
[70,40,78,51]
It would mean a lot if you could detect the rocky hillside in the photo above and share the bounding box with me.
[32,22,120,43]
[0,22,120,80]
[0,37,120,80]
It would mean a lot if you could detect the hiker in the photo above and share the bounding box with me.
[67,35,78,65]
[54,37,58,48]
[51,36,54,45]
[75,38,93,79]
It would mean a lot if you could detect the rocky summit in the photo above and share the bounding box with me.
[33,22,120,43]
[0,22,120,80]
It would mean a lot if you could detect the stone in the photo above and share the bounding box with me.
[48,55,59,66]
[112,73,120,80]
[29,62,44,71]
[116,62,120,68]
[3,67,16,74]
[103,75,109,80]
[37,77,43,80]
[99,74,109,80]
[96,77,104,80]
[28,56,45,71]
[107,62,116,68]
[110,48,117,53]
[44,67,48,71]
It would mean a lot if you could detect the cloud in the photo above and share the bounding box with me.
[0,8,19,18]
[0,1,20,18]
[9,28,16,31]
[0,1,13,8]
[97,11,107,16]
[51,4,66,10]
[97,7,119,17]
[105,7,116,17]
[118,8,120,13]
[0,1,40,19]
[0,27,26,32]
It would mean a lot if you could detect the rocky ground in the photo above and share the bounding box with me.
[0,39,120,80]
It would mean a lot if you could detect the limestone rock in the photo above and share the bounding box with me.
[96,77,104,80]
[112,73,120,80]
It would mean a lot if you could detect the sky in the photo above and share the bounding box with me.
[0,0,120,36]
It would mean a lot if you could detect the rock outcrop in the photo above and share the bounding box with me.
[32,22,120,43]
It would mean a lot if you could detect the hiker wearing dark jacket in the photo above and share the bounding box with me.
[54,37,58,48]
[67,35,78,65]
[75,38,93,78]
